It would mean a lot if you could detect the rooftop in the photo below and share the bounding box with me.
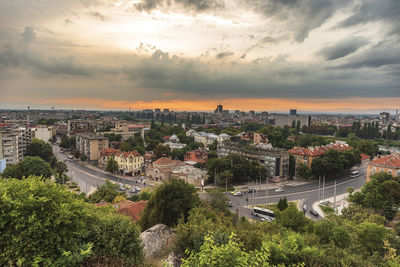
[368,154,400,168]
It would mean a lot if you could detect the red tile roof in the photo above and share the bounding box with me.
[99,148,120,156]
[368,154,400,168]
[115,200,147,221]
[117,150,141,157]
[288,143,352,156]
[361,153,370,161]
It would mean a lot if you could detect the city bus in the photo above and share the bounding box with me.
[252,207,275,221]
[350,170,359,177]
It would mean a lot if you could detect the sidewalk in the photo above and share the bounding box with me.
[312,192,350,218]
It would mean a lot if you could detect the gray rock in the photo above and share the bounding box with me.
[164,251,181,267]
[140,224,176,259]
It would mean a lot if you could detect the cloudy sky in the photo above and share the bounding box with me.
[0,0,399,113]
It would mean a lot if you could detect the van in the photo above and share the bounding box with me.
[350,171,359,177]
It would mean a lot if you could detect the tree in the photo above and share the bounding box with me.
[297,163,311,179]
[139,178,200,230]
[2,156,52,179]
[289,154,295,179]
[54,160,68,183]
[105,158,118,173]
[88,180,126,203]
[208,190,229,214]
[277,197,288,211]
[275,205,309,232]
[0,176,93,265]
[296,120,301,132]
[153,144,171,159]
[217,170,233,187]
[0,176,144,266]
[26,138,54,162]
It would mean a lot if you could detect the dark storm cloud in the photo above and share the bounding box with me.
[21,27,36,43]
[338,0,400,37]
[216,51,234,59]
[135,0,225,12]
[244,0,349,42]
[318,37,368,60]
[0,44,94,76]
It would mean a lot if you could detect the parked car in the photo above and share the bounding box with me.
[275,187,284,193]
[233,191,243,196]
[247,188,256,193]
[226,201,233,207]
[135,186,141,192]
[129,188,136,193]
[309,209,319,217]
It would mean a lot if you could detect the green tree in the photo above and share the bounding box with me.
[0,176,93,265]
[277,197,288,211]
[105,158,118,173]
[289,154,295,178]
[139,178,200,230]
[296,121,301,132]
[54,160,68,183]
[275,205,309,232]
[297,163,312,179]
[208,190,229,214]
[357,222,388,255]
[26,138,54,162]
[88,180,126,203]
[2,156,52,179]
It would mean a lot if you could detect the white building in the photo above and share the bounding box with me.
[0,130,18,166]
[164,134,186,150]
[33,126,55,142]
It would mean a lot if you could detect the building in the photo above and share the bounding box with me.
[290,109,297,115]
[0,158,6,173]
[146,157,185,181]
[170,165,207,186]
[268,114,311,128]
[380,112,390,122]
[33,126,55,142]
[115,200,147,221]
[184,149,208,164]
[15,127,33,161]
[0,129,18,166]
[163,134,186,150]
[217,143,289,177]
[288,141,353,169]
[366,154,400,182]
[215,104,223,114]
[115,150,144,176]
[98,148,120,169]
[75,132,109,161]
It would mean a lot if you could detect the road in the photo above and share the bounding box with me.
[53,146,148,195]
[227,164,367,220]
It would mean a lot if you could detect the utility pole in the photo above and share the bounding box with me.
[322,176,325,201]
[318,176,321,202]
[252,188,255,207]
[333,180,337,214]
[266,176,268,208]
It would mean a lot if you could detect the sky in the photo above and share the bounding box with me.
[0,0,399,113]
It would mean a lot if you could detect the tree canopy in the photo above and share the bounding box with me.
[1,156,52,179]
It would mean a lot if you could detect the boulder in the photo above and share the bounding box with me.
[140,224,176,259]
[164,251,181,267]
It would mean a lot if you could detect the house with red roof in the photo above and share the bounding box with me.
[115,200,147,221]
[288,141,353,169]
[367,154,400,182]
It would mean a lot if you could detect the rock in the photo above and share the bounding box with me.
[164,251,181,267]
[140,224,176,259]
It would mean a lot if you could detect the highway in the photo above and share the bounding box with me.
[53,146,148,195]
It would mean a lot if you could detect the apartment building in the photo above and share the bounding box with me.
[0,129,18,166]
[366,154,400,182]
[217,143,289,177]
[33,126,55,142]
[15,127,33,161]
[75,132,109,161]
[184,149,208,164]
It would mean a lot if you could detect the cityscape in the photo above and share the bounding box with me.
[1,0,400,266]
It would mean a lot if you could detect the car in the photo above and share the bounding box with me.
[135,186,141,192]
[275,187,284,193]
[247,188,256,193]
[68,155,73,160]
[124,184,132,189]
[309,209,319,217]
[226,201,233,207]
[129,188,136,193]
[233,191,243,196]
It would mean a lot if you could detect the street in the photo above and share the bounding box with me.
[226,164,367,221]
[53,145,148,195]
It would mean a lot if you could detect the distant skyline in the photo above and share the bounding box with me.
[0,0,399,112]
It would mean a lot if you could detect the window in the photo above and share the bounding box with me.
[397,170,400,176]
[388,170,392,175]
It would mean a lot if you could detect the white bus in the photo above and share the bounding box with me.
[350,170,359,177]
[252,207,275,221]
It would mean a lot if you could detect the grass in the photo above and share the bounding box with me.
[205,186,235,193]
[319,204,334,214]
[252,201,298,212]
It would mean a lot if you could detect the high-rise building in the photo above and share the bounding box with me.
[0,129,18,166]
[249,110,255,116]
[215,104,223,114]
[290,109,297,115]
[15,127,33,161]
[234,110,240,115]
[380,112,390,122]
